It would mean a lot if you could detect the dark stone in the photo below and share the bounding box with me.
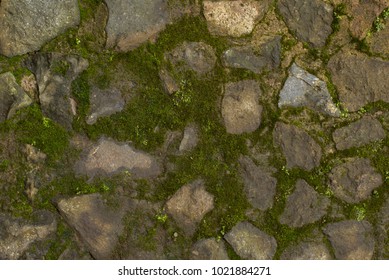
[190,238,229,260]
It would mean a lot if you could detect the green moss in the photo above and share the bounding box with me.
[45,221,74,260]
[332,3,347,33]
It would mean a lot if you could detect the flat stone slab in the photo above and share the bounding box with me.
[281,241,331,260]
[179,124,199,153]
[328,158,383,204]
[224,221,277,260]
[369,24,389,57]
[278,63,340,117]
[190,238,229,260]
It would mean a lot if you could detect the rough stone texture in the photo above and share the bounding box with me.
[222,36,281,74]
[376,196,389,259]
[279,63,340,117]
[328,158,383,204]
[0,211,57,259]
[27,53,89,130]
[179,124,199,153]
[239,156,277,211]
[323,220,375,260]
[279,180,329,228]
[281,241,331,260]
[332,116,386,150]
[159,69,179,95]
[75,137,161,180]
[86,87,125,125]
[273,122,322,171]
[105,0,169,51]
[369,26,389,56]
[222,80,263,134]
[278,0,333,47]
[190,238,229,260]
[0,0,80,57]
[203,0,265,37]
[224,222,277,260]
[0,72,32,122]
[328,50,389,112]
[165,180,214,236]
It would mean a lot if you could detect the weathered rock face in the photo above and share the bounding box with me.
[278,63,340,117]
[278,0,333,47]
[273,122,322,171]
[224,221,277,260]
[328,158,382,204]
[105,0,169,51]
[332,116,386,150]
[203,0,266,37]
[190,238,229,260]
[279,180,329,228]
[281,241,331,260]
[0,0,80,57]
[369,26,389,57]
[239,156,277,211]
[328,51,389,111]
[323,220,375,260]
[179,124,199,153]
[222,80,263,134]
[0,72,32,122]
[376,196,389,259]
[75,137,161,180]
[165,180,214,236]
[159,69,179,95]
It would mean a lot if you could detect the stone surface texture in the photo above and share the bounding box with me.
[281,241,331,260]
[190,238,229,260]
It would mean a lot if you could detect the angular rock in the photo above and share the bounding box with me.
[273,122,322,171]
[222,80,263,134]
[224,222,277,260]
[0,0,80,57]
[328,51,389,111]
[203,0,265,37]
[165,180,214,236]
[0,72,32,122]
[332,116,386,150]
[190,238,229,260]
[278,0,333,47]
[222,36,281,74]
[105,0,169,51]
[86,87,125,125]
[75,137,161,180]
[323,220,375,260]
[179,124,199,153]
[159,69,179,95]
[281,241,331,260]
[278,63,340,117]
[369,26,389,56]
[239,156,277,211]
[328,158,383,204]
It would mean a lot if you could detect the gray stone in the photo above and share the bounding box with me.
[323,220,375,260]
[332,116,386,150]
[105,0,169,51]
[278,0,333,47]
[376,196,389,259]
[273,122,322,171]
[239,156,277,211]
[159,69,179,95]
[281,241,331,260]
[165,180,214,236]
[0,0,80,57]
[328,50,389,112]
[86,87,125,125]
[179,124,199,153]
[222,80,263,134]
[75,137,161,180]
[328,158,383,204]
[0,72,32,122]
[278,63,340,117]
[224,222,277,260]
[369,26,389,57]
[222,36,281,74]
[190,238,229,260]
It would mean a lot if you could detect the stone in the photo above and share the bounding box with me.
[277,0,333,47]
[224,221,277,260]
[190,238,229,260]
[281,241,331,260]
[179,124,199,153]
[369,26,389,56]
[203,0,265,37]
[279,180,329,228]
[222,80,263,134]
[239,156,277,211]
[0,0,80,57]
[165,180,214,236]
[105,0,169,51]
[222,36,281,74]
[0,72,32,122]
[86,87,125,125]
[376,196,389,259]
[328,50,389,111]
[74,137,161,180]
[26,53,89,130]
[323,220,375,260]
[278,63,340,117]
[273,122,322,171]
[332,116,386,150]
[159,69,179,95]
[328,158,383,204]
